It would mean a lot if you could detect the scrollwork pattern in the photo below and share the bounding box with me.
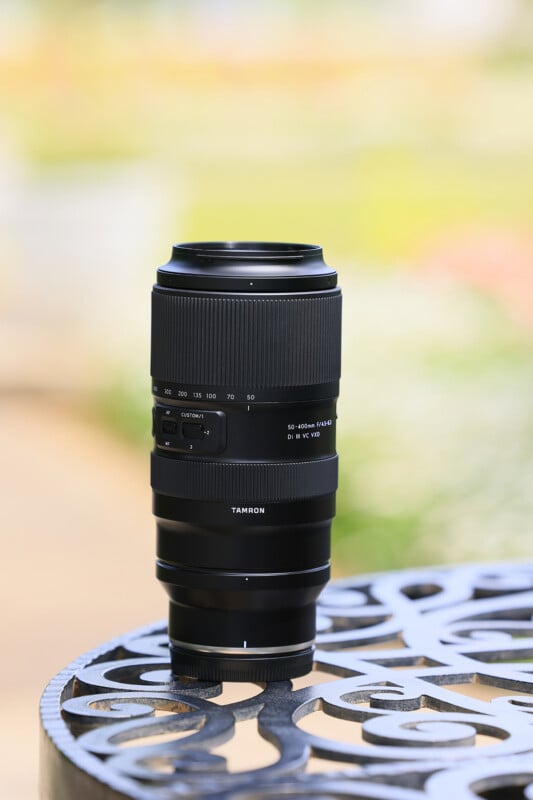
[40,563,533,799]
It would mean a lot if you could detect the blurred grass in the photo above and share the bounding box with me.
[95,373,152,450]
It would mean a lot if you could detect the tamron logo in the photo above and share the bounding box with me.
[231,507,266,514]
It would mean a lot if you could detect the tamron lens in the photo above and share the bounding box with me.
[151,242,342,681]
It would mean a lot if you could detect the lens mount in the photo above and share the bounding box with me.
[170,644,315,682]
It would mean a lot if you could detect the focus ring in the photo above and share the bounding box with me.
[151,289,342,388]
[151,453,338,502]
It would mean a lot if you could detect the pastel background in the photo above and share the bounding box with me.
[1,1,532,796]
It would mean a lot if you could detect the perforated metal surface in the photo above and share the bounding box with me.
[40,563,533,799]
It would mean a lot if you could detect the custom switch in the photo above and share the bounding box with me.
[154,404,226,454]
[182,422,204,440]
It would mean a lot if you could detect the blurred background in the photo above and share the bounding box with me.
[1,0,532,796]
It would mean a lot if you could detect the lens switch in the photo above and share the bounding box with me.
[182,422,204,440]
[162,419,178,434]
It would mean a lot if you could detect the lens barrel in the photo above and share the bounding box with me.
[151,242,341,681]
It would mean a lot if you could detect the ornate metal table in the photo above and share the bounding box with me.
[40,563,533,799]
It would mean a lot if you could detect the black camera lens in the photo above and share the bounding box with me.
[151,242,342,681]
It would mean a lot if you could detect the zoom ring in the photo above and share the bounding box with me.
[151,453,338,502]
[151,290,342,388]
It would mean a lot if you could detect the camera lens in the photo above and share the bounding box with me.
[151,242,342,681]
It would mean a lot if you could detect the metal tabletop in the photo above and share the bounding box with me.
[40,563,533,799]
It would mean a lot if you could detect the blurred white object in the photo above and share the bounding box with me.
[0,156,176,391]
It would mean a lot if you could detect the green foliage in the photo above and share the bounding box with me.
[332,482,429,575]
[94,374,152,450]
